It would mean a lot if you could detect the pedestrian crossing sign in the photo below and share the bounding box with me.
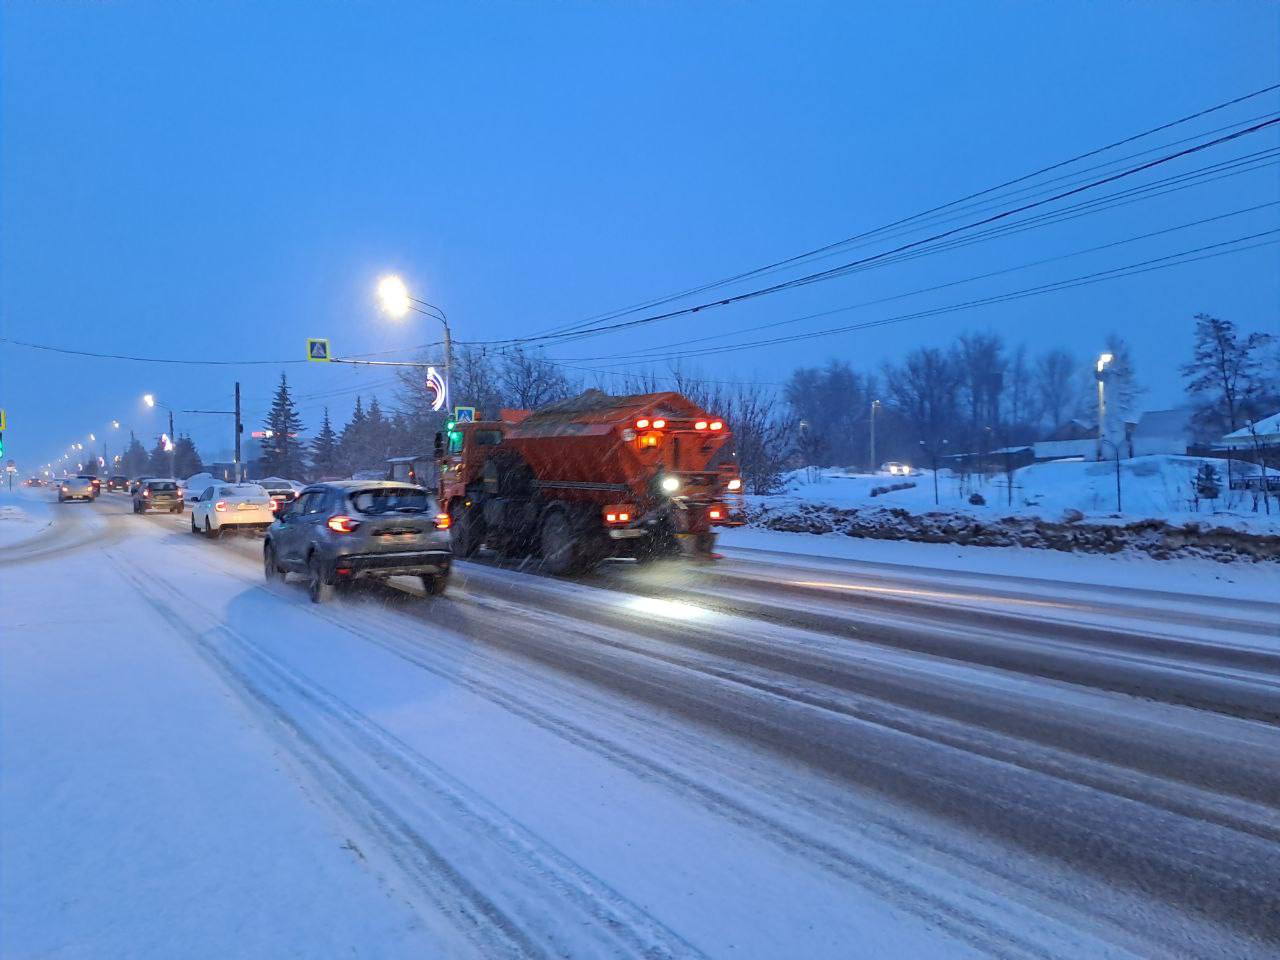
[307,338,331,362]
[453,406,476,424]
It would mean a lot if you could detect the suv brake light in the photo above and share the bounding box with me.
[327,515,360,533]
[435,513,451,530]
[214,500,227,512]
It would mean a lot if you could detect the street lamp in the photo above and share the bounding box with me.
[376,273,453,413]
[869,399,881,472]
[1095,352,1113,462]
[142,393,176,477]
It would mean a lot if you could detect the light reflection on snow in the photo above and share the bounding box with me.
[624,596,709,620]
[785,580,1081,610]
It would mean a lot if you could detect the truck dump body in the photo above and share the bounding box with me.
[437,390,743,573]
[502,391,735,507]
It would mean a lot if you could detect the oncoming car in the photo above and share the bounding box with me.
[880,461,914,477]
[263,481,452,602]
[188,483,274,537]
[57,476,95,502]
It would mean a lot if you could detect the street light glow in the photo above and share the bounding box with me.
[89,433,95,442]
[1096,352,1114,373]
[377,274,412,318]
[144,394,156,407]
[112,420,120,429]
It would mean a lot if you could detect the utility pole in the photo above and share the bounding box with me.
[443,321,453,415]
[869,399,880,472]
[234,381,242,482]
[1095,352,1113,462]
[168,409,176,478]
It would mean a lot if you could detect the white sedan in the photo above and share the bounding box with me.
[188,483,275,537]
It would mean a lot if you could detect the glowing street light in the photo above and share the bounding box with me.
[1095,351,1115,461]
[144,394,156,408]
[88,433,96,442]
[376,274,412,319]
[375,273,452,412]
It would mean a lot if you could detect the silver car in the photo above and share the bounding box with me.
[263,481,452,602]
[57,476,95,502]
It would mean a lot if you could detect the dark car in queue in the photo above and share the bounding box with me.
[263,480,452,603]
[259,481,300,517]
[133,478,183,514]
[77,475,102,498]
[107,475,130,493]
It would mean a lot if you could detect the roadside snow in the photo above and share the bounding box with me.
[719,525,1280,604]
[0,490,55,549]
[774,456,1280,534]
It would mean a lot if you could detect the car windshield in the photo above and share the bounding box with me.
[220,484,266,498]
[147,481,178,492]
[350,488,432,514]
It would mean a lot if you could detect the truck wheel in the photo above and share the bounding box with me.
[450,503,483,558]
[540,510,581,575]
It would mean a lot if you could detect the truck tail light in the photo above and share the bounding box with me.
[707,503,728,522]
[214,500,227,512]
[709,420,723,431]
[602,504,633,525]
[435,512,451,529]
[635,418,650,429]
[327,515,359,533]
[637,432,660,448]
[694,420,708,431]
[652,419,666,429]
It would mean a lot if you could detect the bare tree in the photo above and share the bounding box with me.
[1182,313,1275,440]
[1034,348,1075,432]
[722,384,794,494]
[955,331,1007,440]
[498,348,577,410]
[1004,344,1040,441]
[883,346,962,448]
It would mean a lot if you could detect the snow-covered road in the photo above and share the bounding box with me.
[3,489,1278,959]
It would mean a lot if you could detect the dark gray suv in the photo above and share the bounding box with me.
[263,481,452,602]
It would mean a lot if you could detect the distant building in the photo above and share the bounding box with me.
[1130,407,1194,457]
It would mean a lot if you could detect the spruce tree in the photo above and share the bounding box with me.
[261,372,307,478]
[310,407,342,479]
[173,435,204,478]
[122,432,149,477]
[339,396,367,473]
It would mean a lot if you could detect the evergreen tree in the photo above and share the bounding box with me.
[172,435,204,478]
[122,432,149,477]
[309,407,343,479]
[260,373,307,477]
[339,396,368,473]
[364,395,391,465]
[1182,313,1275,440]
[147,437,171,476]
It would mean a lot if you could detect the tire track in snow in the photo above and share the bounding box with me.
[114,561,707,960]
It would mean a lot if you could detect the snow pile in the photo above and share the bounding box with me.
[743,500,1280,563]
[770,456,1279,534]
[0,492,54,549]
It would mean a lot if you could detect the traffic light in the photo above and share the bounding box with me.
[0,432,5,459]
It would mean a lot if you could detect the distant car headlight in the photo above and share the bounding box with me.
[660,476,680,493]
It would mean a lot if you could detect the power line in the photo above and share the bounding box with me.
[515,84,1280,341]
[579,229,1280,365]
[464,114,1280,351]
[568,200,1280,363]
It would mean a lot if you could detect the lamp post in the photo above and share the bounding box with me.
[1099,437,1123,513]
[869,399,881,473]
[377,274,453,414]
[1095,352,1113,462]
[144,394,177,477]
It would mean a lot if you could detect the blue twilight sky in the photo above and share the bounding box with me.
[2,1,1278,470]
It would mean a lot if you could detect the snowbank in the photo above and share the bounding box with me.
[0,491,55,550]
[751,456,1280,561]
[774,456,1278,533]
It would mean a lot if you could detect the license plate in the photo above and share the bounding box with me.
[237,503,259,511]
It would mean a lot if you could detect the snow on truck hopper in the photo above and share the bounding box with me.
[436,390,745,573]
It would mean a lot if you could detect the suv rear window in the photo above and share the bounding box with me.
[350,488,433,514]
[147,481,178,492]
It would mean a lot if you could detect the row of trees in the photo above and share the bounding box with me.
[203,313,1274,495]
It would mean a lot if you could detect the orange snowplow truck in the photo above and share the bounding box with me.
[435,390,744,573]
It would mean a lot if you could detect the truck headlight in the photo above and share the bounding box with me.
[660,476,680,493]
